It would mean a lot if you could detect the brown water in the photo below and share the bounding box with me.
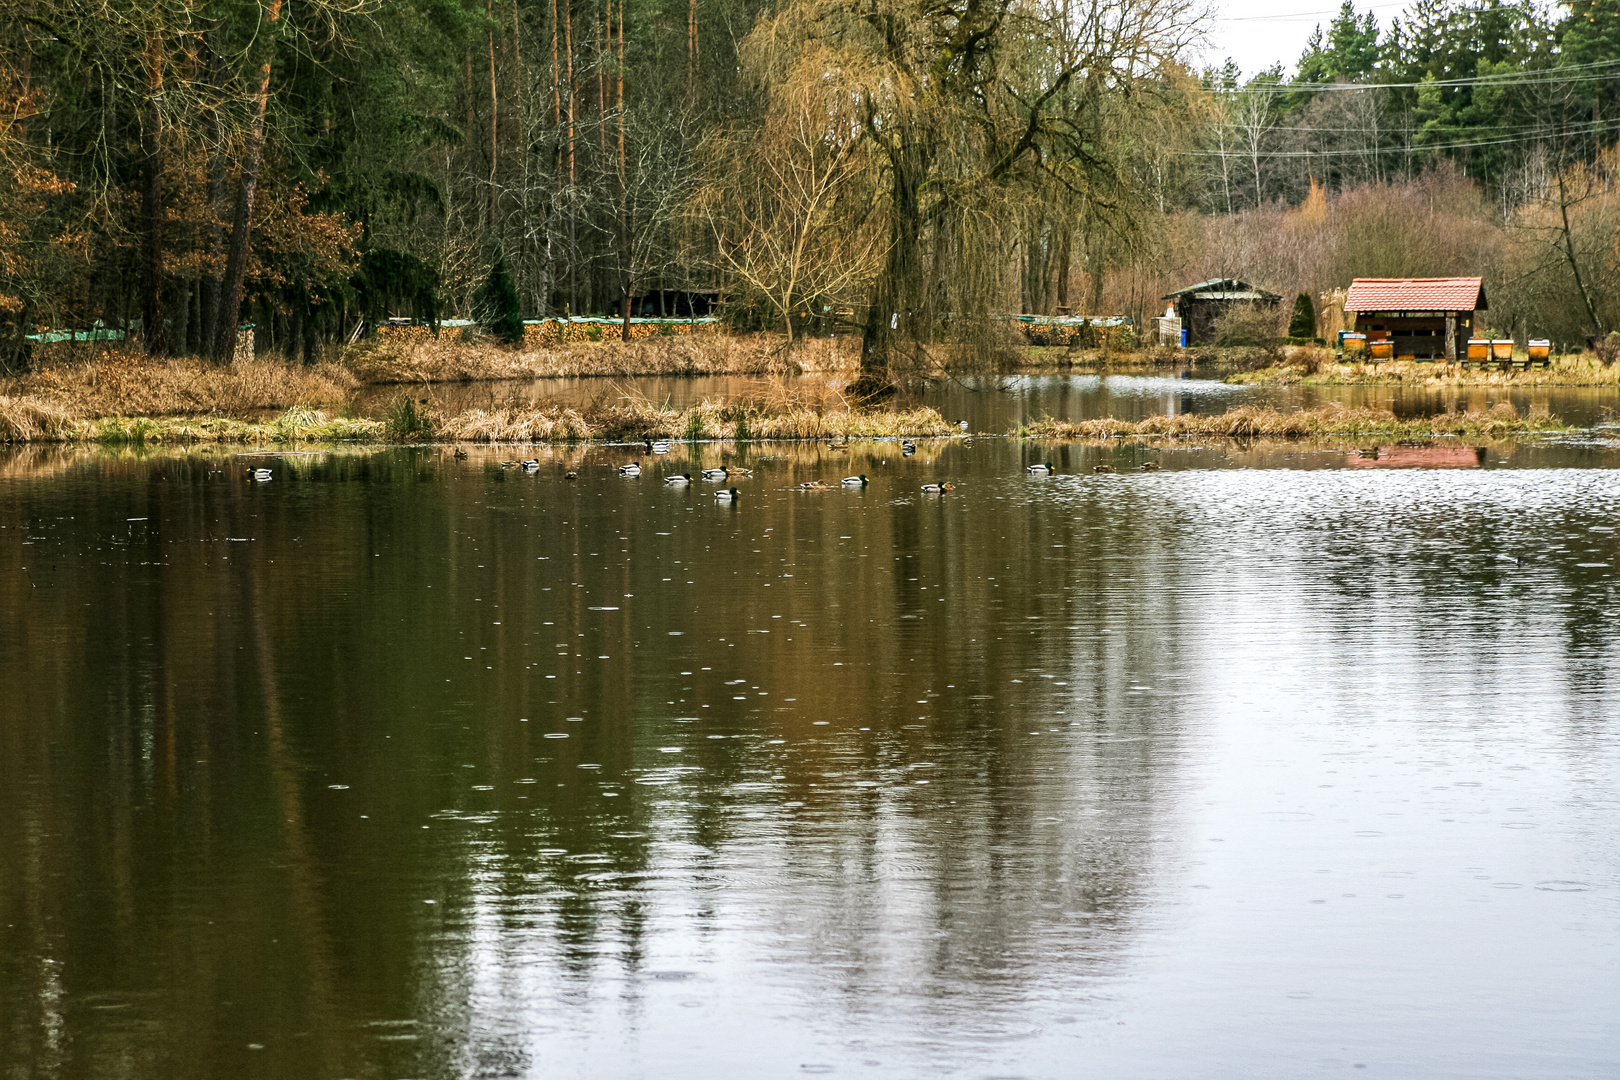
[3,404,1620,1078]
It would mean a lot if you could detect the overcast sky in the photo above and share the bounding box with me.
[1202,1,1415,78]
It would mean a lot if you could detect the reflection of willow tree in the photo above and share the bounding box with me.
[734,0,1200,390]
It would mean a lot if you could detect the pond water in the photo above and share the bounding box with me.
[3,424,1619,1078]
[354,370,1620,431]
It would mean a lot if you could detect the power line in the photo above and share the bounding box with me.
[1180,115,1620,157]
[1209,57,1620,93]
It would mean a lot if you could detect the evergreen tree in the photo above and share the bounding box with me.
[1289,293,1317,339]
[474,250,524,345]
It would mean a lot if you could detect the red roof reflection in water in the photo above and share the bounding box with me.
[1346,445,1487,469]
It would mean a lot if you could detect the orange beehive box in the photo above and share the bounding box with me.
[1467,339,1489,360]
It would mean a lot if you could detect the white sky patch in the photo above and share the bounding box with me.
[1202,1,1414,80]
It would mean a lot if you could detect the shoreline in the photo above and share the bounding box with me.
[2,338,1613,446]
[0,402,1581,446]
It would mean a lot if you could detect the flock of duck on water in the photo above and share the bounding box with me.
[245,428,1161,492]
[486,431,1163,502]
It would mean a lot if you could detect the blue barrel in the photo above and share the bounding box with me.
[1179,328,1189,347]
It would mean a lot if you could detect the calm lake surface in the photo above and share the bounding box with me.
[3,380,1619,1079]
[354,369,1620,430]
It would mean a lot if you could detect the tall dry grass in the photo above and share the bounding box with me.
[433,393,951,443]
[344,333,859,384]
[3,351,356,417]
[1023,403,1563,439]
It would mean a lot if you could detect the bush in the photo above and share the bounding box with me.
[1288,292,1317,339]
[1593,331,1620,367]
[1211,303,1284,347]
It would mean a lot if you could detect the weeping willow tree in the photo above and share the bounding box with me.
[735,0,1203,392]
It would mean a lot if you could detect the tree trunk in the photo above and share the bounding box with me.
[856,144,926,392]
[211,0,283,364]
[201,41,227,356]
[617,0,630,342]
[141,33,167,357]
[1556,169,1603,338]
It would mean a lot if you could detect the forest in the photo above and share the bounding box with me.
[2,0,1619,375]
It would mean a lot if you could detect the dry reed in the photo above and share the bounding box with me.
[344,333,859,384]
[4,351,357,416]
[1022,403,1565,440]
[433,396,951,443]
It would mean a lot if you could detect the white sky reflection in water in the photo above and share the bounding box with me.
[1,436,1617,1080]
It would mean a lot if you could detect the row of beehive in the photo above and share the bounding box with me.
[1339,334,1550,361]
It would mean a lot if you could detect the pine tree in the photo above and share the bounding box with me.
[474,250,524,345]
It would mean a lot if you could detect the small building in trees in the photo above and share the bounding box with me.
[1343,277,1486,361]
[1162,279,1282,343]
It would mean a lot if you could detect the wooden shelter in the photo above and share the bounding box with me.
[1162,279,1281,343]
[1343,277,1486,361]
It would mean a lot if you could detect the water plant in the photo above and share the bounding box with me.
[385,394,433,442]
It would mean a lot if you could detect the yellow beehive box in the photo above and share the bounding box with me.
[1491,339,1514,360]
[1369,339,1394,360]
[1466,339,1489,360]
[1528,339,1550,360]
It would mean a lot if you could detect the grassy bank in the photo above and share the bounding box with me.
[0,392,949,445]
[0,399,384,444]
[1227,356,1620,387]
[1020,404,1570,440]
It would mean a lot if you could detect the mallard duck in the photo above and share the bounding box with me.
[619,462,642,476]
[665,473,692,485]
[645,438,672,454]
[920,481,955,493]
[1027,462,1055,474]
[727,466,754,476]
[797,480,828,490]
[715,486,740,502]
[959,420,970,432]
[701,467,729,481]
[842,474,869,487]
[453,448,468,460]
[564,470,578,480]
[1140,462,1161,471]
[1092,464,1116,474]
[249,467,272,482]
[901,440,918,456]
[522,459,540,471]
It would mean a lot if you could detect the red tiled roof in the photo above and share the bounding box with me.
[1344,277,1484,312]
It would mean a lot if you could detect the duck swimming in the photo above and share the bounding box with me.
[1140,462,1161,471]
[920,481,955,493]
[249,467,273,482]
[701,467,729,481]
[619,462,642,476]
[842,474,869,487]
[645,438,672,454]
[715,487,741,502]
[901,440,918,456]
[1026,462,1055,474]
[665,473,692,484]
[1092,464,1116,474]
[797,480,828,489]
